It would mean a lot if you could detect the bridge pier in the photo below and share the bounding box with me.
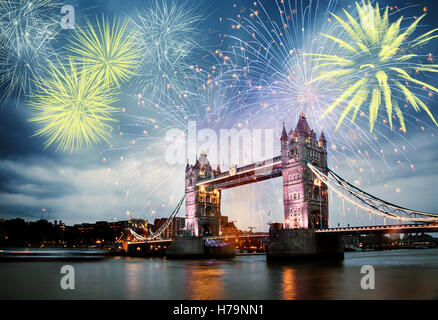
[267,229,344,261]
[166,237,235,259]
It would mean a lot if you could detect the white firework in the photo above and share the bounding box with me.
[131,0,204,103]
[0,0,60,102]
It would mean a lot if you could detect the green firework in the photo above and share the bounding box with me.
[308,0,438,132]
[28,58,119,151]
[68,15,140,87]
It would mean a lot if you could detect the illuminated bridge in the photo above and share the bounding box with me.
[126,114,438,249]
[127,158,438,246]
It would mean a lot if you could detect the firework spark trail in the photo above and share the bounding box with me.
[220,0,429,183]
[104,55,254,218]
[68,15,140,88]
[99,1,436,228]
[308,0,438,133]
[28,58,119,151]
[131,0,204,104]
[0,0,61,102]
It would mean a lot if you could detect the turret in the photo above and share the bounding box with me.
[295,112,312,144]
[198,151,211,178]
[319,129,327,149]
[280,122,288,149]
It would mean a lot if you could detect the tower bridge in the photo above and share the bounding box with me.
[126,113,438,259]
[185,112,330,237]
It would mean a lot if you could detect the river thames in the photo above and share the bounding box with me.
[1,249,438,299]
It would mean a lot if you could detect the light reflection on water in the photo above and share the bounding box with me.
[184,261,225,299]
[280,268,296,300]
[1,249,438,299]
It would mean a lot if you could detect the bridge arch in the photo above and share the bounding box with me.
[309,211,322,230]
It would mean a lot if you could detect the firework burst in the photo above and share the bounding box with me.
[309,0,438,132]
[0,0,60,102]
[131,0,204,102]
[221,0,428,183]
[105,55,251,220]
[68,15,140,88]
[226,0,343,123]
[28,58,119,151]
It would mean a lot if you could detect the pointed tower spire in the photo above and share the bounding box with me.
[281,122,288,141]
[319,129,327,148]
[319,129,326,140]
[296,112,311,135]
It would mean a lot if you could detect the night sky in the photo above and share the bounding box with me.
[1,0,438,232]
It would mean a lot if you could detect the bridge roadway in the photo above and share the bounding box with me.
[315,223,438,235]
[127,223,438,245]
[207,223,438,239]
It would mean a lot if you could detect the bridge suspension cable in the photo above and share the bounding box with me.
[129,195,185,241]
[129,228,147,241]
[306,162,438,222]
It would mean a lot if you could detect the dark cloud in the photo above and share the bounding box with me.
[0,104,54,159]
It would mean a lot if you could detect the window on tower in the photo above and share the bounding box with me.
[288,148,298,159]
[313,188,319,200]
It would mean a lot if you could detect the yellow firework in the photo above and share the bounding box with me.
[28,59,119,151]
[68,15,139,87]
[308,1,438,132]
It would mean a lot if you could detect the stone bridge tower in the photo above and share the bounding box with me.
[281,113,329,229]
[185,152,221,237]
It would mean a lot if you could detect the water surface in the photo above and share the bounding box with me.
[1,249,437,299]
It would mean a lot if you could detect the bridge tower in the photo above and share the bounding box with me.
[281,112,329,229]
[185,152,221,237]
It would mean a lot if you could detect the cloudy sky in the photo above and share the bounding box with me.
[1,0,438,232]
